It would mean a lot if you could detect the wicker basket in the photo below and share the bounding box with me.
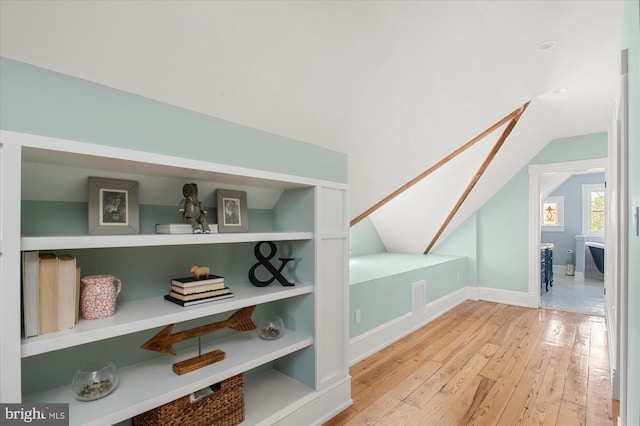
[132,374,244,426]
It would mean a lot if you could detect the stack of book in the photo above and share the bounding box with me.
[164,274,233,306]
[22,251,81,337]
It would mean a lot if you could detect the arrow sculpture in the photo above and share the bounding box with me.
[141,305,257,375]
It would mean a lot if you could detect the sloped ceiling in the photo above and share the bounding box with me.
[0,1,624,252]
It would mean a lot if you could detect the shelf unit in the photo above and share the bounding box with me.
[21,232,313,251]
[22,282,313,357]
[24,330,314,426]
[0,130,351,425]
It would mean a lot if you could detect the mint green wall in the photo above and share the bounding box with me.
[0,58,347,184]
[343,104,608,299]
[21,202,277,235]
[622,1,639,424]
[432,212,478,286]
[435,132,608,292]
[530,131,608,163]
[480,132,606,291]
[350,256,466,338]
[349,216,386,257]
[477,168,531,291]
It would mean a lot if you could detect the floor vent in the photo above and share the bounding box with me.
[411,280,426,313]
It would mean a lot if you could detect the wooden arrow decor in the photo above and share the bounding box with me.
[141,305,257,375]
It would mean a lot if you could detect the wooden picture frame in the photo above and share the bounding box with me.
[88,177,139,235]
[216,189,248,233]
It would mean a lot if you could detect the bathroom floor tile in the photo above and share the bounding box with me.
[540,273,605,316]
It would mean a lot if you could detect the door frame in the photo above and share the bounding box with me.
[527,157,607,304]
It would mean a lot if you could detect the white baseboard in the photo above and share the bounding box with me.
[348,287,470,365]
[553,264,568,274]
[348,286,536,365]
[473,286,538,308]
[267,375,352,426]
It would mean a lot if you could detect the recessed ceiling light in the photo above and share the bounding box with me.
[552,87,569,94]
[536,40,558,51]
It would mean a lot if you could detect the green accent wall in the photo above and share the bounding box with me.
[477,168,531,291]
[530,132,608,163]
[0,58,347,184]
[349,216,386,257]
[438,132,608,292]
[349,254,466,338]
[432,212,478,286]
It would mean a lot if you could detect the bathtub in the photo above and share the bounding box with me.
[585,241,605,274]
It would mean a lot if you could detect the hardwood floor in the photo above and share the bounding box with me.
[324,300,615,426]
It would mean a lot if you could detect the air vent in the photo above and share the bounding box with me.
[411,281,426,313]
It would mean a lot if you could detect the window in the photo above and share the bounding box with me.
[542,196,564,232]
[582,183,605,236]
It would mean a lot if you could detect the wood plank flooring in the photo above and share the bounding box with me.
[324,300,615,426]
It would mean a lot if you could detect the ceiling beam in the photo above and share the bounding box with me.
[350,103,530,228]
[424,100,530,254]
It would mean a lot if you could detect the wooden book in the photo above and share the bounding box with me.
[38,253,58,335]
[21,251,40,337]
[56,255,77,331]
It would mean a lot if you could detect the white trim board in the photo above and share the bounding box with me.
[348,286,535,365]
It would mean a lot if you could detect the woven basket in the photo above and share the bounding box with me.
[132,374,244,426]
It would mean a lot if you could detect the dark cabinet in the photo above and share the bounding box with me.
[541,244,554,292]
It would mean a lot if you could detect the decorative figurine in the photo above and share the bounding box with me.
[179,183,211,234]
[190,265,210,280]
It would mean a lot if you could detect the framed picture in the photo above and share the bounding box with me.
[216,189,248,233]
[88,177,140,235]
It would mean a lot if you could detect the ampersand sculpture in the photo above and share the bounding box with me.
[248,241,295,287]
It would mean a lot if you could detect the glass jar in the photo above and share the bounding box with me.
[258,315,284,340]
[72,360,118,401]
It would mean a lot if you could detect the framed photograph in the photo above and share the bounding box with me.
[88,177,139,235]
[216,189,248,233]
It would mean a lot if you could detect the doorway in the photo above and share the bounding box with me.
[539,167,606,315]
[527,158,607,315]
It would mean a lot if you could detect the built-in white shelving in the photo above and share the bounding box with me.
[21,282,312,357]
[1,130,350,424]
[21,232,313,251]
[23,330,313,426]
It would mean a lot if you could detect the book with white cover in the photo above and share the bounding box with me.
[155,223,219,234]
[22,251,40,337]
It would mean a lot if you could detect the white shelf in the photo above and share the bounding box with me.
[21,232,313,251]
[22,282,312,357]
[23,330,313,426]
[243,370,315,426]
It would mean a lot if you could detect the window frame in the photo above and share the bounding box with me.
[582,183,605,237]
[541,195,565,232]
